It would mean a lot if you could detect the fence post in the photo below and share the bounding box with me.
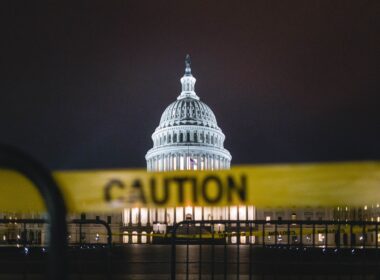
[171,222,179,280]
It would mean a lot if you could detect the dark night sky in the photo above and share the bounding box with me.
[1,1,379,170]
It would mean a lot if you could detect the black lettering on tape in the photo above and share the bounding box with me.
[172,177,188,203]
[202,176,223,204]
[104,179,125,203]
[190,177,198,203]
[150,177,169,205]
[227,175,247,202]
[132,179,147,204]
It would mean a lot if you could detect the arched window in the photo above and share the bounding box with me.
[163,135,166,144]
[194,132,198,142]
[179,132,183,142]
[132,231,138,244]
[206,134,209,144]
[141,231,147,244]
[211,135,214,145]
[173,133,177,143]
[168,134,171,143]
[123,231,129,244]
[187,131,190,142]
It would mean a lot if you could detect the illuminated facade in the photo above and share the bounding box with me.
[122,55,255,238]
[119,56,368,245]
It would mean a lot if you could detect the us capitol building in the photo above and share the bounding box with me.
[0,55,372,246]
[121,55,360,245]
[121,55,258,243]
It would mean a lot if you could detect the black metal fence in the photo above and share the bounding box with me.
[170,220,380,280]
[1,145,380,279]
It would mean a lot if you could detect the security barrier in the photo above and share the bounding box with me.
[0,218,112,247]
[170,220,380,279]
[1,145,380,279]
[0,145,68,280]
[1,161,379,212]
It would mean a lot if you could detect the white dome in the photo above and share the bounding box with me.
[146,55,231,171]
[158,97,220,130]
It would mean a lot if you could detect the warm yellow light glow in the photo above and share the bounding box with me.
[230,206,237,220]
[132,208,139,224]
[123,231,129,243]
[185,206,193,216]
[141,231,147,243]
[132,231,138,243]
[231,232,237,244]
[141,208,148,225]
[318,234,325,242]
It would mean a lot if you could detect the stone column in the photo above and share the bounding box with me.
[168,154,171,171]
[184,153,187,170]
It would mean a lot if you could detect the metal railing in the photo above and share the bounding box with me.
[0,218,113,248]
[1,145,380,279]
[170,220,380,280]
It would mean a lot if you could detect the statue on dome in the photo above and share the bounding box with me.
[185,54,191,68]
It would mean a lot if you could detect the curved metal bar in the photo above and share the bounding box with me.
[0,145,68,280]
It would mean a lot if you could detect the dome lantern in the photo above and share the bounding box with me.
[178,54,199,100]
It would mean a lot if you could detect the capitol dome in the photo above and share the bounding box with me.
[158,98,219,130]
[145,55,231,171]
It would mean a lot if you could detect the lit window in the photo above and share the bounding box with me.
[123,231,129,243]
[231,232,237,244]
[141,231,147,243]
[318,234,325,242]
[132,231,138,244]
[291,213,297,220]
[265,216,271,222]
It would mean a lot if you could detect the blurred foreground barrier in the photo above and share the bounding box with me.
[0,161,379,213]
[0,145,68,280]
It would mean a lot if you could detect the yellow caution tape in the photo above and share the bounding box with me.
[0,161,379,213]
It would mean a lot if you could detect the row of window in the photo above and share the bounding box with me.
[123,206,255,226]
[155,130,222,147]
